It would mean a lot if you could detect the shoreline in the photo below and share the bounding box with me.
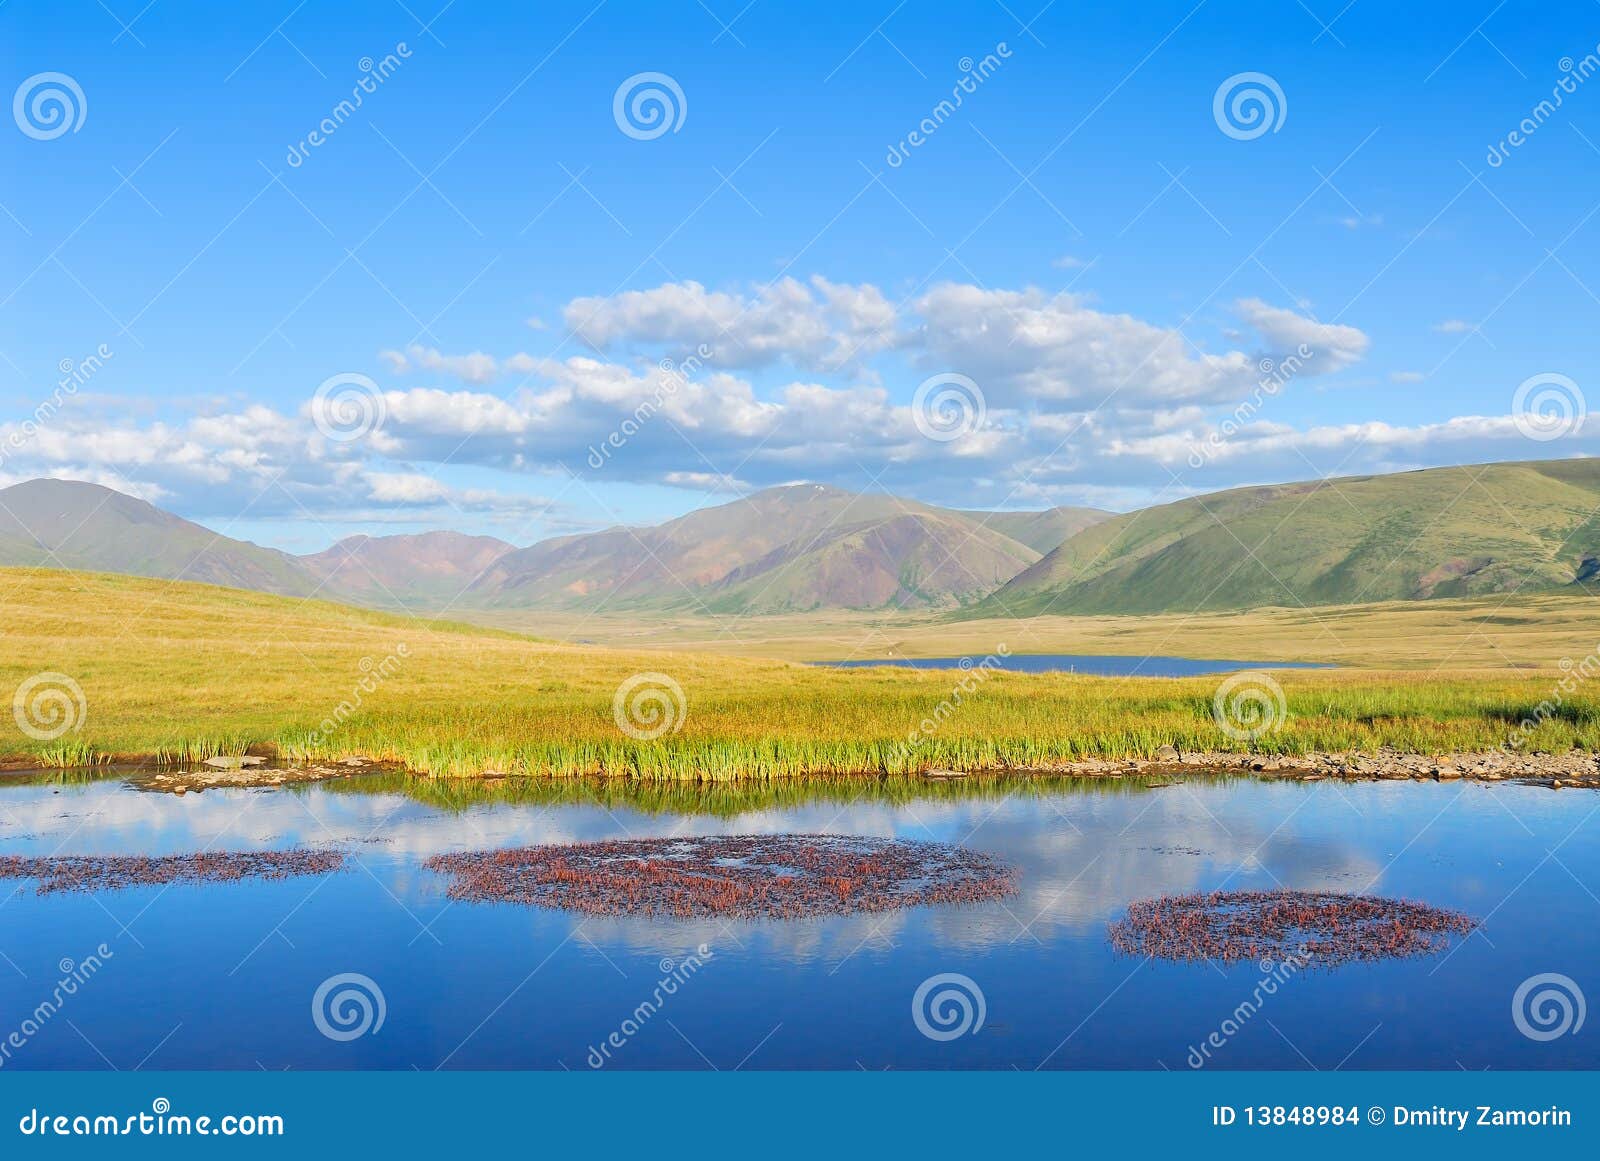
[5,746,1599,792]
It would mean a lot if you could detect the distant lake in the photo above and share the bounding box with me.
[817,654,1330,677]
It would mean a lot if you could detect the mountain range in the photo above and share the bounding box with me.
[4,460,1598,618]
[0,478,1106,613]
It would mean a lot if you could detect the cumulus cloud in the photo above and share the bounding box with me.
[377,344,534,385]
[17,275,1556,519]
[563,275,901,372]
[1233,298,1369,371]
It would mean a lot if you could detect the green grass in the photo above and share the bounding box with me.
[1,567,1596,780]
[978,459,1600,617]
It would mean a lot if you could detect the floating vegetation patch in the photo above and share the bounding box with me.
[424,834,1016,920]
[0,850,345,895]
[1108,889,1477,966]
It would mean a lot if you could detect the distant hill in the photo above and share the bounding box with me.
[703,509,1037,613]
[961,506,1113,554]
[977,459,1600,617]
[0,478,1089,614]
[301,531,513,607]
[469,484,1044,612]
[0,479,317,595]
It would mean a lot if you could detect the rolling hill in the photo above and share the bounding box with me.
[977,459,1600,617]
[0,478,1101,615]
[0,478,318,595]
[301,531,514,607]
[960,506,1113,554]
[468,484,1055,612]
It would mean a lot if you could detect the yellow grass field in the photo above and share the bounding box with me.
[1,568,1596,778]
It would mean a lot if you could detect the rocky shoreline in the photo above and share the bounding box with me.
[11,747,1600,792]
[997,745,1600,789]
[132,755,380,794]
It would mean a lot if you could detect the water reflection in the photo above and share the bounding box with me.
[1,770,1595,1069]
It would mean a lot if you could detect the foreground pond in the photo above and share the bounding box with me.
[0,772,1594,1069]
[817,653,1329,676]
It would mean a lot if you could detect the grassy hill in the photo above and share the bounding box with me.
[0,478,317,595]
[472,483,1048,612]
[2,567,1597,777]
[979,460,1600,617]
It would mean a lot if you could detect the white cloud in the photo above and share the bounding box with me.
[0,277,1406,516]
[1390,371,1425,384]
[377,344,527,385]
[1233,298,1369,370]
[564,276,901,372]
[1433,319,1473,334]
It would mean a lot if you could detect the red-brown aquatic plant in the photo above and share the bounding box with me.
[0,850,345,895]
[1108,889,1477,966]
[424,834,1015,920]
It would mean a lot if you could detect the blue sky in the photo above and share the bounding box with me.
[3,0,1599,551]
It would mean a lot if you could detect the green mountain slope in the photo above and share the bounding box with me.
[978,460,1600,616]
[0,478,318,595]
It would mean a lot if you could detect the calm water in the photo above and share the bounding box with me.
[0,772,1595,1070]
[818,654,1330,676]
